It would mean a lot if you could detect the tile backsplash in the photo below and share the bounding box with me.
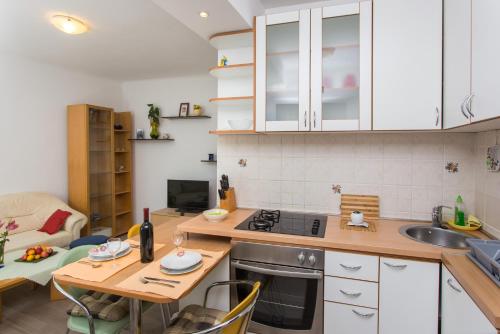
[217,133,476,221]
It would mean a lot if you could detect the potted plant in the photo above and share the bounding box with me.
[147,104,160,139]
[0,219,19,268]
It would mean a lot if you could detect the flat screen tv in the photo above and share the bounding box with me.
[167,179,209,213]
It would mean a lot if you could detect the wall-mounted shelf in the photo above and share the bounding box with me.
[209,29,253,49]
[114,129,130,133]
[128,138,175,141]
[161,115,211,119]
[209,63,254,79]
[209,96,254,107]
[201,160,217,163]
[209,130,256,135]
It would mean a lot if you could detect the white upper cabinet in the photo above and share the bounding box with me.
[256,2,372,132]
[310,2,372,131]
[373,0,443,130]
[470,0,500,123]
[443,0,472,128]
[441,266,496,334]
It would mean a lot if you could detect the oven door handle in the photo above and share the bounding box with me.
[231,260,323,280]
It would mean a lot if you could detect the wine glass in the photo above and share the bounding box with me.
[107,237,122,268]
[172,231,184,256]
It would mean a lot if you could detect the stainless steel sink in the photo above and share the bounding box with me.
[400,224,475,249]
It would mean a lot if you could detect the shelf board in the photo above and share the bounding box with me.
[201,160,217,163]
[161,115,211,119]
[90,150,111,153]
[209,63,253,79]
[128,138,175,141]
[209,96,254,107]
[116,210,132,217]
[115,190,131,196]
[209,130,256,135]
[114,129,130,132]
[115,150,130,153]
[209,29,253,50]
[90,193,112,199]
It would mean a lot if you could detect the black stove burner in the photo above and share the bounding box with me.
[236,209,327,238]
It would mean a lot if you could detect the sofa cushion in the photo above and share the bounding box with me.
[39,209,72,235]
[5,229,73,253]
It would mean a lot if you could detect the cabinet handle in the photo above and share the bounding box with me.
[435,107,440,127]
[352,309,375,318]
[304,110,307,127]
[446,278,462,293]
[340,264,362,271]
[383,262,407,270]
[460,96,470,119]
[340,289,362,298]
[466,94,475,117]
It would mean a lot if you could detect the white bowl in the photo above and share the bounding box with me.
[161,251,202,270]
[227,119,252,130]
[203,208,228,222]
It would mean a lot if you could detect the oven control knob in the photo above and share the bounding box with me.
[298,252,306,264]
[308,254,317,266]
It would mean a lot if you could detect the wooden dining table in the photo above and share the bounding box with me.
[53,217,232,334]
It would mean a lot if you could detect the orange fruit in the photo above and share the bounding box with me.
[26,255,34,262]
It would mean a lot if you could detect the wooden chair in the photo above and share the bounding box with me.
[163,280,260,334]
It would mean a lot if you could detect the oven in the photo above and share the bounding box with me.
[230,241,324,334]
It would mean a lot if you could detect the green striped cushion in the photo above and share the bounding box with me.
[67,291,129,322]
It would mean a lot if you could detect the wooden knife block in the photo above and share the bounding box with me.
[220,187,237,212]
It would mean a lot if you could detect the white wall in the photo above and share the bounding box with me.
[121,75,218,223]
[0,54,123,200]
[218,133,475,221]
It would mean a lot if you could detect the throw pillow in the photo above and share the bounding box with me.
[38,209,72,235]
[67,291,129,321]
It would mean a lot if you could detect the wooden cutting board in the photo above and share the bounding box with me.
[340,194,380,223]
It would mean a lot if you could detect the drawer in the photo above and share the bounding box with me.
[325,251,379,282]
[325,276,379,309]
[325,301,378,334]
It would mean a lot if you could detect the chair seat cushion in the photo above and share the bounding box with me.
[67,291,129,322]
[164,304,228,334]
[67,313,129,334]
[69,235,108,249]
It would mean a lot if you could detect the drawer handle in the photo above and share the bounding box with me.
[340,289,362,298]
[352,309,375,318]
[340,264,362,271]
[446,278,462,293]
[383,262,407,270]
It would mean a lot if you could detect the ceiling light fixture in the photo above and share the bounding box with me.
[199,11,209,18]
[51,15,88,34]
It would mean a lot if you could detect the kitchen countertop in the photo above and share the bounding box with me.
[178,208,484,261]
[442,253,500,329]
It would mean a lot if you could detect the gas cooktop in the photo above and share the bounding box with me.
[234,209,327,238]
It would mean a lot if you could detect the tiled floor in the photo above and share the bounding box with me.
[0,283,164,334]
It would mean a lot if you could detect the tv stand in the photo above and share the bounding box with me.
[151,208,198,225]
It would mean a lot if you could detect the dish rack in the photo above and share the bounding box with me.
[466,239,500,287]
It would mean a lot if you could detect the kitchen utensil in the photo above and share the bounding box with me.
[219,187,236,212]
[447,215,482,231]
[227,119,252,130]
[139,277,175,288]
[161,250,202,271]
[201,253,213,258]
[143,276,180,284]
[77,261,102,268]
[203,208,229,222]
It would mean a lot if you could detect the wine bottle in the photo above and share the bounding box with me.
[140,208,154,263]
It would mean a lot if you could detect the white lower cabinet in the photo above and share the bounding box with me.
[379,257,440,334]
[441,266,496,334]
[324,276,378,309]
[324,302,378,334]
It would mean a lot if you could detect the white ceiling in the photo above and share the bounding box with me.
[0,0,221,80]
[260,0,322,9]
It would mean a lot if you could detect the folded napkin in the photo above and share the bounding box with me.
[115,248,224,299]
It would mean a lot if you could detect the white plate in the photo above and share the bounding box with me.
[88,248,132,262]
[160,261,203,275]
[161,251,202,270]
[88,242,130,259]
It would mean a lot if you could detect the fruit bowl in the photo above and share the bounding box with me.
[16,245,57,263]
[203,208,229,222]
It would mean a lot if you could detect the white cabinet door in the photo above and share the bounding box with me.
[325,302,378,334]
[255,10,310,132]
[443,0,472,128]
[470,0,500,123]
[379,257,439,334]
[373,0,442,130]
[310,2,372,131]
[441,266,496,334]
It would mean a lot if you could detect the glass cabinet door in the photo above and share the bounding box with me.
[311,2,372,131]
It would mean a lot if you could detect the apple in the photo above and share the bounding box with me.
[35,246,43,255]
[41,251,49,258]
[21,254,27,261]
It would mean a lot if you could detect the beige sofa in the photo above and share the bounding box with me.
[0,192,87,253]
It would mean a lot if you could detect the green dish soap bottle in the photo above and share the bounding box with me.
[454,195,465,226]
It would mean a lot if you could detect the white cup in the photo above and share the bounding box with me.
[351,211,364,225]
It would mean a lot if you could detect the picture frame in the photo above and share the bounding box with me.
[179,103,190,117]
[136,128,145,139]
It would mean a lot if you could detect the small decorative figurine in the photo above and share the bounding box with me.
[219,56,228,67]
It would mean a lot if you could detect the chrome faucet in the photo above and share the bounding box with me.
[431,206,452,228]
